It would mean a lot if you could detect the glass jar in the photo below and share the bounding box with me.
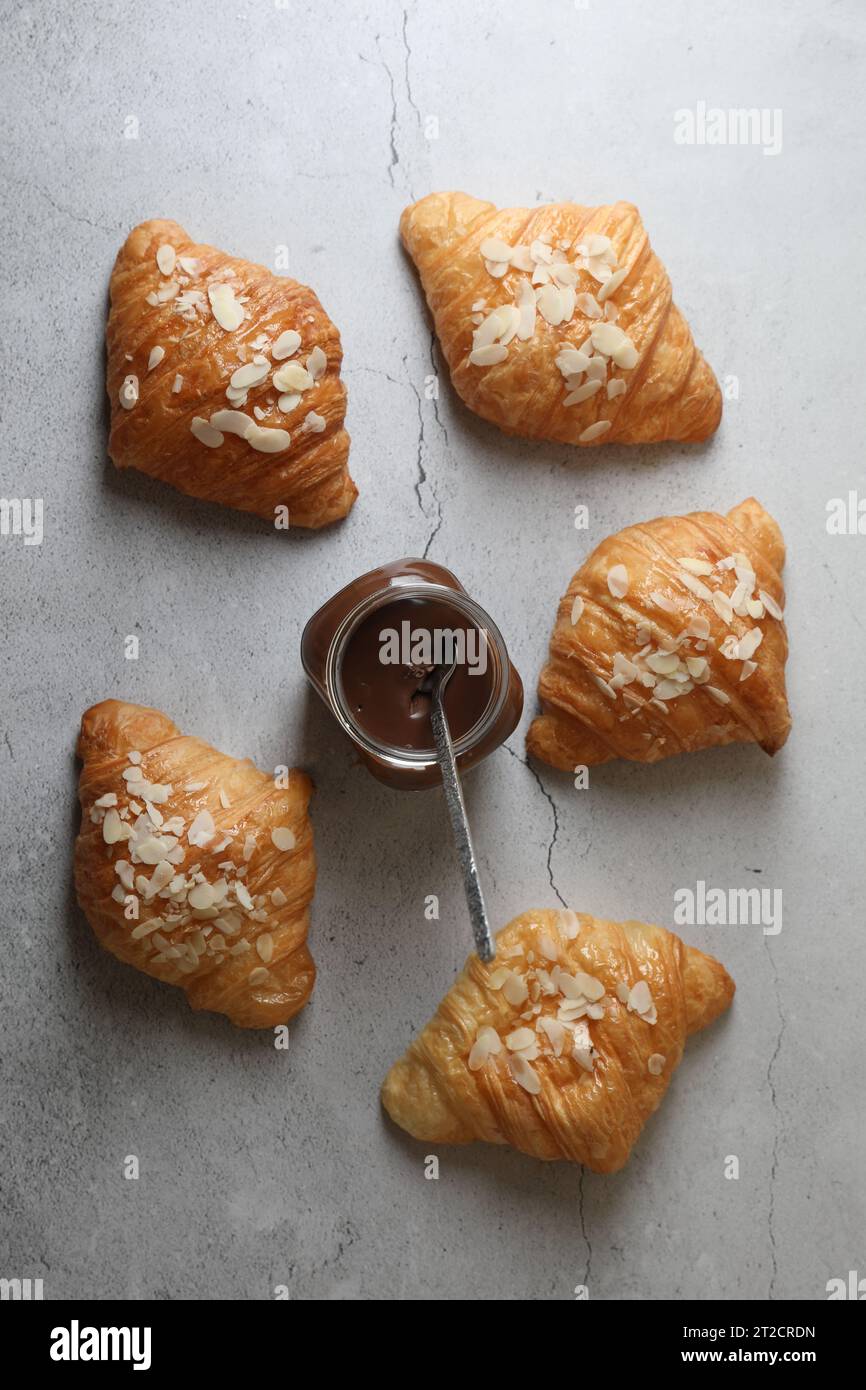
[301,558,523,789]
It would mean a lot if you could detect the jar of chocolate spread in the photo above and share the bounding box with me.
[301,559,523,789]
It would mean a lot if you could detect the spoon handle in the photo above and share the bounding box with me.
[430,690,495,963]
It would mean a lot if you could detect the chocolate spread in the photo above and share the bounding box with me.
[301,559,523,789]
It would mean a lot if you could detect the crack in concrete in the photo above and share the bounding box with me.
[359,43,401,190]
[31,182,117,235]
[402,8,422,131]
[503,743,567,908]
[763,934,785,1298]
[404,357,443,557]
[578,1167,592,1288]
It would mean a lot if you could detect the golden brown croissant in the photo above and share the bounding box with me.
[382,909,734,1171]
[106,219,355,528]
[401,191,721,446]
[527,497,791,770]
[74,700,317,1027]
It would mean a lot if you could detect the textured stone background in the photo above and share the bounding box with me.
[1,0,863,1300]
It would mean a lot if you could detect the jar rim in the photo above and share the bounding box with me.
[325,579,511,769]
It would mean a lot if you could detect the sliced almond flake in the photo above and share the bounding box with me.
[712,591,734,624]
[480,235,513,262]
[484,258,509,277]
[278,392,302,414]
[604,302,620,322]
[147,346,165,372]
[759,589,784,620]
[300,410,327,434]
[570,595,584,625]
[505,1026,536,1052]
[191,416,223,448]
[678,571,713,602]
[271,826,295,852]
[686,656,708,679]
[706,685,731,705]
[510,245,534,271]
[469,343,508,367]
[647,1053,666,1076]
[256,933,274,964]
[611,340,639,369]
[589,322,627,356]
[94,792,118,808]
[557,910,580,939]
[508,1052,542,1095]
[628,980,652,1014]
[537,1016,567,1056]
[746,597,765,620]
[679,557,713,576]
[210,409,255,438]
[585,356,608,382]
[687,615,711,639]
[171,374,183,393]
[530,238,553,265]
[574,971,605,1002]
[207,282,244,331]
[230,362,269,391]
[607,378,626,399]
[235,882,254,912]
[740,660,757,681]
[156,244,176,276]
[646,651,679,675]
[307,345,327,380]
[177,256,200,275]
[157,280,179,303]
[575,291,603,319]
[249,966,269,986]
[246,424,291,453]
[555,347,591,378]
[118,375,139,410]
[503,972,529,1006]
[564,378,602,407]
[606,563,629,599]
[536,283,566,326]
[272,329,301,361]
[650,590,677,614]
[597,266,627,302]
[737,627,763,661]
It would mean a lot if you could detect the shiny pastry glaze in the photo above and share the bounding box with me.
[301,559,523,789]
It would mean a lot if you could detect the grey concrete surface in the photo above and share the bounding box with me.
[1,0,864,1301]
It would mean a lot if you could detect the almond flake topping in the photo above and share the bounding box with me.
[272,329,301,360]
[190,416,223,448]
[156,244,176,276]
[570,595,584,625]
[648,1053,666,1076]
[147,346,165,372]
[119,375,139,410]
[606,563,629,599]
[271,826,295,852]
[208,282,244,331]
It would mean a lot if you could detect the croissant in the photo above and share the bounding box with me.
[381,908,734,1172]
[400,191,721,447]
[527,497,791,770]
[74,700,317,1027]
[106,219,356,528]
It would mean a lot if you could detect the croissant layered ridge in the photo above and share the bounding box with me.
[527,497,791,770]
[381,909,734,1172]
[107,219,355,528]
[400,191,722,447]
[74,700,317,1027]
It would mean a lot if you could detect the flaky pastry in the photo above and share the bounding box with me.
[527,497,791,770]
[74,700,316,1027]
[401,191,721,446]
[382,909,734,1171]
[106,219,355,528]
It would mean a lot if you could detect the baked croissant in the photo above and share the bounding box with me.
[74,700,317,1027]
[527,497,791,770]
[381,908,734,1171]
[106,219,356,528]
[401,191,721,446]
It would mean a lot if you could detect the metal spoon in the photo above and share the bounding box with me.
[428,660,495,962]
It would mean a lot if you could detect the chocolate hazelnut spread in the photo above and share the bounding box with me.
[301,559,523,789]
